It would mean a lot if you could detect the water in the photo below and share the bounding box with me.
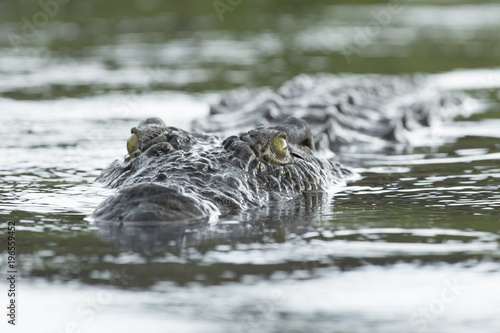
[1,1,500,332]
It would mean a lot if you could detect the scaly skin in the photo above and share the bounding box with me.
[94,117,353,222]
[93,74,471,222]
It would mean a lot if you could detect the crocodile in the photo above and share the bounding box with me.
[93,74,471,223]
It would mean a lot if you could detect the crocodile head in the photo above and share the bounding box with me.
[93,117,353,222]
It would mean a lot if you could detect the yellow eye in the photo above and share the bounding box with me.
[270,136,288,160]
[127,134,138,154]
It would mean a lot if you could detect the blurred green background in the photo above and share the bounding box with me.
[1,0,499,96]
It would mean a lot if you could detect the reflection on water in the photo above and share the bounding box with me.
[1,0,500,332]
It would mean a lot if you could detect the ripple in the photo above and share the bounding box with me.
[189,228,500,266]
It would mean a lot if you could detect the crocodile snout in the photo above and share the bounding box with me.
[93,183,219,222]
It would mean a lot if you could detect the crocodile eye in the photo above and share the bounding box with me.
[270,136,288,160]
[127,134,138,154]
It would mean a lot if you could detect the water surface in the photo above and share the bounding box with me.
[1,1,500,332]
